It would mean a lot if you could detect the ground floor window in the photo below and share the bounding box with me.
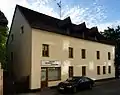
[82,66,86,76]
[103,66,106,74]
[69,66,73,78]
[48,67,61,81]
[108,66,111,74]
[97,66,100,75]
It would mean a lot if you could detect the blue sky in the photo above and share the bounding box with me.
[0,0,120,32]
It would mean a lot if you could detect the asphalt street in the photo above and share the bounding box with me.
[18,79,120,95]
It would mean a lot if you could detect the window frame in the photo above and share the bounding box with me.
[97,51,100,59]
[108,52,111,60]
[48,67,61,81]
[82,66,86,76]
[69,47,73,58]
[103,66,106,74]
[97,66,100,75]
[108,66,111,74]
[81,49,86,59]
[42,44,49,57]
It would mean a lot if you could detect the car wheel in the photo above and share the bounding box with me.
[73,87,77,93]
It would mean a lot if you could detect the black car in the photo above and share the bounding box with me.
[57,76,95,93]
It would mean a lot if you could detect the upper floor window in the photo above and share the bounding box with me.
[42,44,49,57]
[82,49,86,59]
[97,51,100,59]
[108,52,111,60]
[69,47,73,58]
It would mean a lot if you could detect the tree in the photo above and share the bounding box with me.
[0,10,8,70]
[101,26,120,78]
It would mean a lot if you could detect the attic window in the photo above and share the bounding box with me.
[20,26,24,34]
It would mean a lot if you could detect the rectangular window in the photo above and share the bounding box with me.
[48,67,61,81]
[42,44,49,57]
[108,52,111,60]
[82,66,86,76]
[97,51,100,59]
[69,47,73,58]
[69,66,73,78]
[97,66,100,75]
[108,66,111,74]
[103,66,106,74]
[82,49,86,59]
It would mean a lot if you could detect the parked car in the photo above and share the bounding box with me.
[57,76,95,93]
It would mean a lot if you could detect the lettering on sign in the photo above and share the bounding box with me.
[41,60,61,67]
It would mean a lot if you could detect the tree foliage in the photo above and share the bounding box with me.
[101,26,120,66]
[101,26,120,41]
[0,11,8,70]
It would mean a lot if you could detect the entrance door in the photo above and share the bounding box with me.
[69,66,73,77]
[41,68,48,88]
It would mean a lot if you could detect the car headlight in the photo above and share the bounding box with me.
[67,85,72,88]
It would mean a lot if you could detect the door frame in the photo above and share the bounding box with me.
[41,67,48,88]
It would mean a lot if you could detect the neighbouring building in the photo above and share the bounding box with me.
[7,5,115,90]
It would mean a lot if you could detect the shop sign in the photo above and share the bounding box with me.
[41,60,61,67]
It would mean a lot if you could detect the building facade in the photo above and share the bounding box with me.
[7,5,115,90]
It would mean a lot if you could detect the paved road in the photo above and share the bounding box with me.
[18,79,120,95]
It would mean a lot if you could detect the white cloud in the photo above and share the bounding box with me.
[0,0,113,32]
[0,0,53,27]
[97,20,120,32]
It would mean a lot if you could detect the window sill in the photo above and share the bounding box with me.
[42,56,49,57]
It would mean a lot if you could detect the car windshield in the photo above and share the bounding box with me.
[66,77,80,82]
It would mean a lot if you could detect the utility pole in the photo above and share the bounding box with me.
[55,0,62,19]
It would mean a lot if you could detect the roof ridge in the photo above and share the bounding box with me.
[16,4,61,21]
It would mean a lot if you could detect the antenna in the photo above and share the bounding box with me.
[55,0,62,19]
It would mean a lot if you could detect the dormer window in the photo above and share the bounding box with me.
[20,26,24,34]
[66,28,70,34]
[95,36,97,40]
[82,32,84,38]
